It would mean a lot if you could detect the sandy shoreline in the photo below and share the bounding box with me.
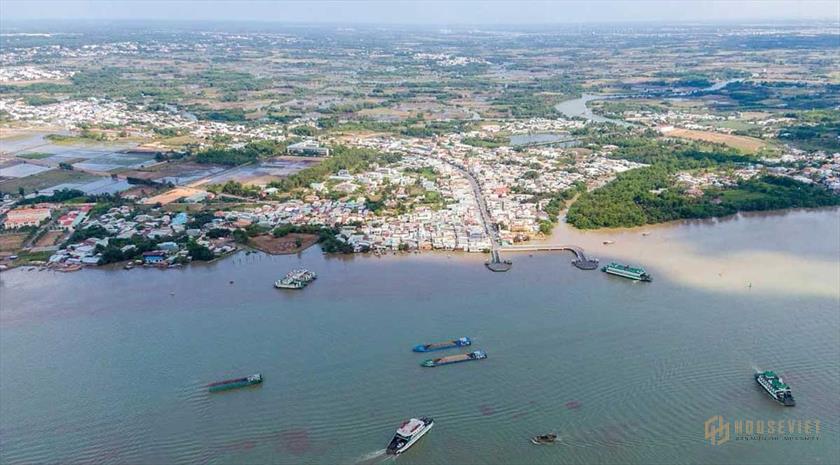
[4,207,837,299]
[534,207,840,298]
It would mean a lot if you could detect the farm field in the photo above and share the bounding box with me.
[663,128,769,153]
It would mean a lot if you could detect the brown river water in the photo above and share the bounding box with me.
[1,208,838,464]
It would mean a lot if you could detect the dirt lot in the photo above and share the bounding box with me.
[249,233,319,255]
[141,187,206,205]
[35,230,64,247]
[0,233,27,252]
[663,128,767,153]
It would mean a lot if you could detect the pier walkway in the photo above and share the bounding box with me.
[500,244,600,270]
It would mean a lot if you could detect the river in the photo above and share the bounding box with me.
[554,79,743,125]
[1,209,838,465]
[554,93,627,125]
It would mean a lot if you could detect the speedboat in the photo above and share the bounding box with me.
[530,432,558,445]
[386,417,434,455]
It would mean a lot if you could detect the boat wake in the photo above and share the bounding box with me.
[352,449,391,465]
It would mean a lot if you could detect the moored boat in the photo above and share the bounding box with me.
[207,373,263,392]
[754,371,795,406]
[413,337,471,352]
[601,262,652,282]
[386,417,434,455]
[275,269,317,289]
[421,350,487,367]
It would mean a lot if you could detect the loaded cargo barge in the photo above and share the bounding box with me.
[413,337,472,352]
[421,350,487,367]
[207,373,263,392]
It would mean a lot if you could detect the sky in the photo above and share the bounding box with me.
[0,0,838,24]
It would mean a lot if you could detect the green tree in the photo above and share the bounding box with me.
[187,240,214,261]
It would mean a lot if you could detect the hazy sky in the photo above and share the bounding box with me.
[1,0,838,24]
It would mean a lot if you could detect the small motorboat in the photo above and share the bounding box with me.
[530,433,558,445]
[602,240,615,245]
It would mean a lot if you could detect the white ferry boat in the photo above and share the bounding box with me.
[274,269,317,289]
[386,417,434,455]
[755,370,795,406]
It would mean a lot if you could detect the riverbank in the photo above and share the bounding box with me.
[542,207,840,298]
[4,207,838,302]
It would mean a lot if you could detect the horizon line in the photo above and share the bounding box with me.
[1,17,839,27]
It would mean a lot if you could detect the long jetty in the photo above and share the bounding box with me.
[499,244,600,270]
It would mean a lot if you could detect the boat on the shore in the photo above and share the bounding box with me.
[601,262,652,282]
[55,264,82,272]
[755,370,795,406]
[386,417,434,455]
[274,269,317,289]
[530,433,558,445]
[421,350,487,367]
[207,373,263,392]
[413,337,471,353]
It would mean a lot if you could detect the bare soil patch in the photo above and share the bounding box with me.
[35,230,64,247]
[141,187,206,205]
[0,233,27,252]
[249,233,319,255]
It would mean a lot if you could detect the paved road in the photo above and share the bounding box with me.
[443,160,501,250]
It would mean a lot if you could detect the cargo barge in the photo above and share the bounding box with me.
[413,337,471,352]
[207,373,263,392]
[601,262,652,282]
[421,350,487,367]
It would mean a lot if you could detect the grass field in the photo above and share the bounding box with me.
[663,128,768,153]
[17,152,54,160]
